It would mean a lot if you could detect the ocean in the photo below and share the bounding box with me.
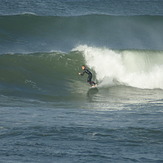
[0,0,163,162]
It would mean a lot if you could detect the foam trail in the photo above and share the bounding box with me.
[74,45,163,89]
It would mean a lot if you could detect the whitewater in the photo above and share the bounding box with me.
[75,45,163,89]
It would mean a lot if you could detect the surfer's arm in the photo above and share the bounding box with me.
[79,71,85,76]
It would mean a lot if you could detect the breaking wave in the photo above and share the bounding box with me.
[1,45,163,102]
[75,45,163,89]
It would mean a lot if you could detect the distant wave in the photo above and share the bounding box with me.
[0,12,37,16]
[1,14,163,54]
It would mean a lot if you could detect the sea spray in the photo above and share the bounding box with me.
[74,45,163,89]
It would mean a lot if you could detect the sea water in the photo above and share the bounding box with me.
[0,0,163,162]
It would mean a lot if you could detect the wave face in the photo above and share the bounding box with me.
[1,46,163,102]
[1,14,163,54]
[0,52,84,101]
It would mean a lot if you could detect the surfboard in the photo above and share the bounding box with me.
[88,84,98,95]
[90,84,98,89]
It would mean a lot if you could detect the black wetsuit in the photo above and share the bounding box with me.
[80,68,95,86]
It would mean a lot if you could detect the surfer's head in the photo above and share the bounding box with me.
[81,65,86,70]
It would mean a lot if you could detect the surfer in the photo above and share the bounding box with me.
[79,65,96,86]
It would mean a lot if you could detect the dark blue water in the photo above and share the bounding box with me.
[0,0,163,162]
[1,93,163,163]
[1,0,163,16]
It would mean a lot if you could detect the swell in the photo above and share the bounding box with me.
[1,14,163,54]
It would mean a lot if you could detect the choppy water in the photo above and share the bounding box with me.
[0,0,163,162]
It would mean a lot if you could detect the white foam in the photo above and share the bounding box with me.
[74,45,163,89]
